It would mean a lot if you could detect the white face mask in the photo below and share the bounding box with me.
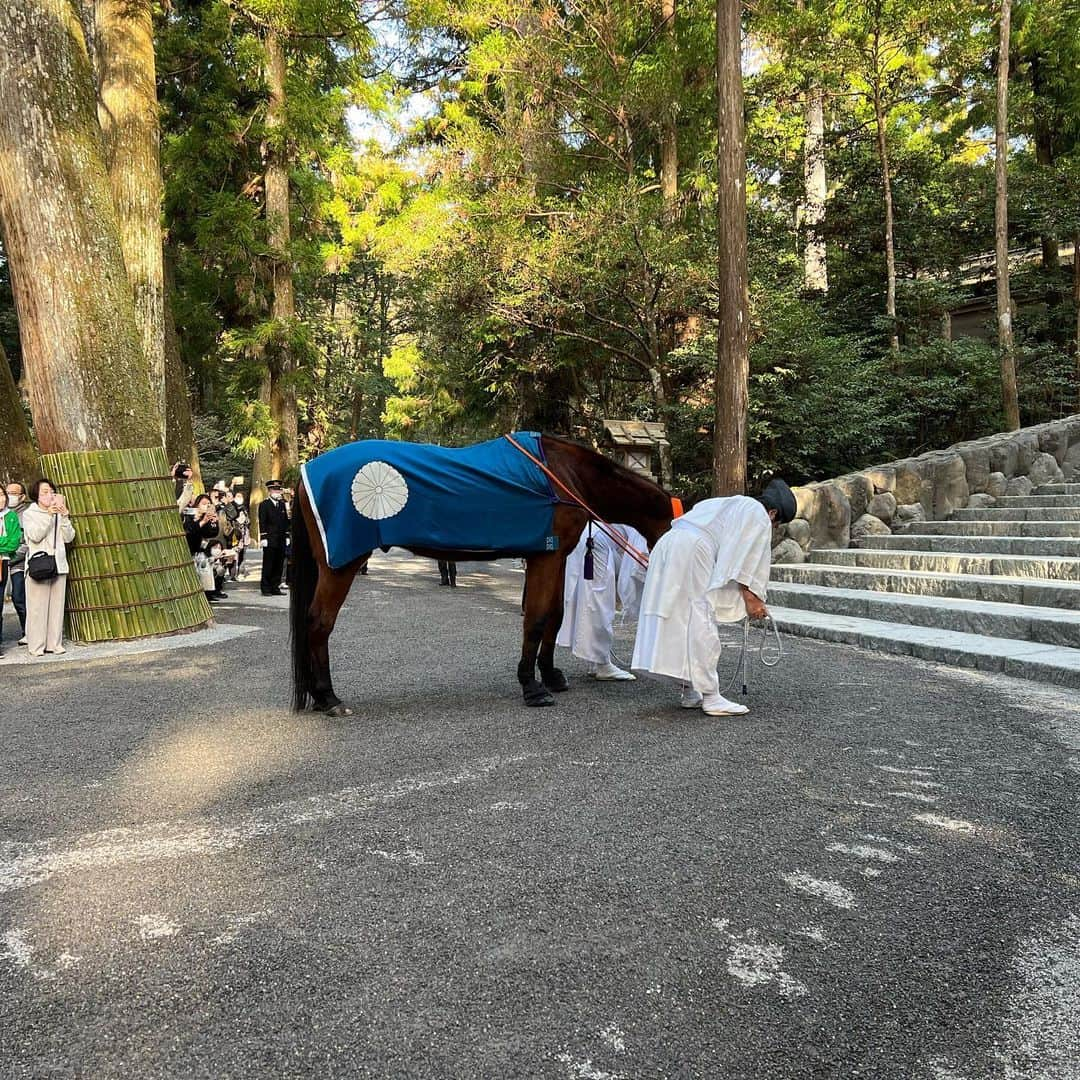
[234,496,244,505]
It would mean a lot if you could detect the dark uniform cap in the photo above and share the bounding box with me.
[266,479,283,491]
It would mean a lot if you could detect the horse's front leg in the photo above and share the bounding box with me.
[518,553,563,706]
[537,556,569,693]
[308,562,361,716]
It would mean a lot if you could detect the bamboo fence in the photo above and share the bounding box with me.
[39,447,213,642]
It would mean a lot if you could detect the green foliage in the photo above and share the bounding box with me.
[146,0,1080,498]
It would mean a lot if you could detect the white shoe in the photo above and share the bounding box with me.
[701,693,749,717]
[592,662,635,682]
[679,687,703,709]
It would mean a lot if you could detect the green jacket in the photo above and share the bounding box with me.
[0,508,21,559]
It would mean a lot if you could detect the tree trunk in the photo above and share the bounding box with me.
[96,0,166,428]
[250,369,273,540]
[871,61,898,352]
[0,0,161,453]
[265,29,299,482]
[713,0,749,496]
[648,365,674,489]
[1073,231,1080,400]
[660,0,678,212]
[995,0,1020,430]
[163,252,201,489]
[803,81,828,292]
[0,341,37,483]
[1031,54,1059,272]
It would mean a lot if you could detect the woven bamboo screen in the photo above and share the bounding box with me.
[39,447,213,642]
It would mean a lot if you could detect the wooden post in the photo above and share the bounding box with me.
[713,0,749,496]
[995,0,1020,430]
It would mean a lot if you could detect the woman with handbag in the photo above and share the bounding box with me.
[23,478,76,657]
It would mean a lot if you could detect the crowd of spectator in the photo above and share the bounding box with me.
[0,463,290,658]
[173,462,289,603]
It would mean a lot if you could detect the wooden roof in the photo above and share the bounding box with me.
[601,420,670,448]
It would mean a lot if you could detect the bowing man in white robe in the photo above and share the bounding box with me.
[557,523,649,680]
[631,479,796,716]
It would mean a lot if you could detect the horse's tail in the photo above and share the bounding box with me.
[290,480,318,712]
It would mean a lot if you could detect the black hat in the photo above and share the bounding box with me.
[266,479,283,491]
[761,478,797,524]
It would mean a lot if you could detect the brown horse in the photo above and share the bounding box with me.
[289,435,677,715]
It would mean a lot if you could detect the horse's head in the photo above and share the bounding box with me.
[541,436,680,549]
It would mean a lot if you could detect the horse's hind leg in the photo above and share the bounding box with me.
[518,554,563,706]
[537,557,569,693]
[308,563,361,716]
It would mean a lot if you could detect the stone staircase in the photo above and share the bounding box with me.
[770,482,1080,687]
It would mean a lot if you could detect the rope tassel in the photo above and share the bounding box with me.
[583,521,594,580]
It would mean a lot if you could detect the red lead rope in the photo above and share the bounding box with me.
[503,433,679,570]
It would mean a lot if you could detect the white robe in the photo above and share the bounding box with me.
[631,496,772,695]
[557,523,648,665]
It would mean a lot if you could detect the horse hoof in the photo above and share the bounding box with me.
[541,668,569,693]
[522,680,556,707]
[324,703,353,717]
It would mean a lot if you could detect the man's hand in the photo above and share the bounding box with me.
[739,584,768,621]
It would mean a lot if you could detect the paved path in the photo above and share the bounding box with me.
[1,553,1079,1079]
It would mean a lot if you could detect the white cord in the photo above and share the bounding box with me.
[721,615,783,696]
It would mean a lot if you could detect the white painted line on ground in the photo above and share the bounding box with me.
[825,842,899,863]
[781,871,857,910]
[135,914,180,940]
[0,754,543,896]
[598,1024,626,1053]
[913,813,977,834]
[876,765,937,776]
[859,834,923,854]
[721,929,808,1000]
[888,790,939,804]
[555,1053,625,1080]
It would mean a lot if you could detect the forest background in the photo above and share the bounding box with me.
[2,0,1079,503]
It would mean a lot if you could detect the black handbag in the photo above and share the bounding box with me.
[27,516,59,582]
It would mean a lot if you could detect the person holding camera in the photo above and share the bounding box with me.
[22,478,76,657]
[184,493,228,602]
[172,461,194,512]
[222,488,250,581]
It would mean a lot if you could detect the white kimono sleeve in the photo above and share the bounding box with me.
[704,502,773,624]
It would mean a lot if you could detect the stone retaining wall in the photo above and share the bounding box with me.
[771,415,1080,564]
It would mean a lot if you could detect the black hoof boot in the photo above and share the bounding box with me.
[522,678,556,707]
[315,693,353,717]
[540,667,569,693]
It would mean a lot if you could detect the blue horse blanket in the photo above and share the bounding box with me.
[301,433,559,569]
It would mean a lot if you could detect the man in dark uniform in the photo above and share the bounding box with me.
[259,479,290,596]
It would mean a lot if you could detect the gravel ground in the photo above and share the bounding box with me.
[1,550,1078,1079]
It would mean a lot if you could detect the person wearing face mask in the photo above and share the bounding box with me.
[1,481,25,656]
[222,488,250,581]
[4,482,29,646]
[258,479,289,596]
[22,478,76,657]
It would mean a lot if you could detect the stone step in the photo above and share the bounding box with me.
[898,520,1080,537]
[770,608,1080,689]
[990,495,1080,508]
[1034,484,1080,495]
[805,548,1080,580]
[855,534,1080,556]
[769,582,1080,648]
[771,562,1080,608]
[950,507,1080,521]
